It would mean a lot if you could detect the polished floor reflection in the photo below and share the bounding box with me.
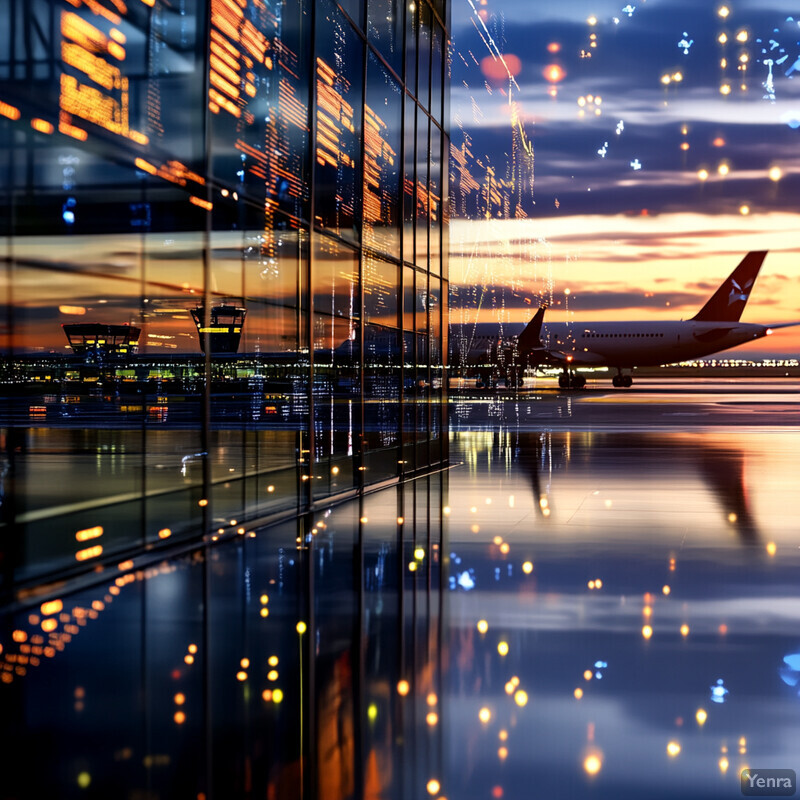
[3,382,800,799]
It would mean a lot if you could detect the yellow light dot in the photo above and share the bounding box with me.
[188,644,198,654]
[587,15,597,25]
[296,621,307,634]
[505,681,515,695]
[511,676,519,687]
[443,506,451,516]
[739,204,750,215]
[331,466,339,475]
[736,29,747,41]
[500,543,510,555]
[174,693,186,705]
[698,169,709,181]
[739,736,747,747]
[584,670,593,681]
[415,548,425,560]
[588,581,596,589]
[574,688,584,699]
[479,707,491,723]
[408,562,418,572]
[493,536,503,545]
[728,512,738,523]
[272,689,283,703]
[471,524,480,534]
[267,484,275,492]
[477,620,489,634]
[499,729,508,741]
[426,711,439,726]
[720,84,731,95]
[769,166,782,182]
[719,756,729,773]
[661,74,671,85]
[368,703,378,721]
[718,5,729,17]
[397,516,404,524]
[427,692,438,706]
[667,740,681,757]
[268,670,278,681]
[236,671,247,682]
[498,746,508,760]
[642,625,653,640]
[77,772,91,789]
[262,689,273,702]
[240,658,250,669]
[680,142,690,151]
[198,498,208,507]
[522,561,533,574]
[662,585,671,596]
[718,32,728,44]
[174,710,186,724]
[184,654,195,665]
[268,656,278,666]
[360,517,368,524]
[426,779,440,796]
[260,594,269,604]
[595,579,603,589]
[497,641,509,656]
[584,754,602,776]
[514,689,528,707]
[718,163,729,176]
[260,608,269,618]
[672,72,683,82]
[397,680,410,696]
[680,624,690,637]
[766,542,777,556]
[696,708,708,726]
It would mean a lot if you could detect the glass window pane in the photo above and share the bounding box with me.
[314,0,364,244]
[417,2,431,111]
[368,0,404,76]
[364,50,402,258]
[429,123,442,276]
[405,1,418,99]
[364,257,399,326]
[403,94,416,265]
[431,22,444,123]
[403,266,416,331]
[313,236,360,319]
[415,112,429,269]
[416,269,428,332]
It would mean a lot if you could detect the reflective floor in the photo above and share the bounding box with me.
[3,380,800,799]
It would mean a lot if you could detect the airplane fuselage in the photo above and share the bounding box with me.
[539,320,771,368]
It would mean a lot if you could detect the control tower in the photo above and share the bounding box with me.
[190,304,247,354]
[62,323,141,363]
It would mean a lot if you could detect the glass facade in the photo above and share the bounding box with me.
[0,0,449,591]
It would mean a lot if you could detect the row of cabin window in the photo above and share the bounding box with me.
[581,333,664,338]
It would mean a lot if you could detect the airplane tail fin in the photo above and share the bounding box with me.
[691,251,767,322]
[518,305,547,354]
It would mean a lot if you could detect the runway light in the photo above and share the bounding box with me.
[667,741,681,757]
[696,708,707,725]
[583,753,602,775]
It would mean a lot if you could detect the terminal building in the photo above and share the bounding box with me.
[0,2,449,795]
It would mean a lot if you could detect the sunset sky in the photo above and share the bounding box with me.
[450,0,800,355]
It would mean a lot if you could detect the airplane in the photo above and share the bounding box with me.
[453,251,800,389]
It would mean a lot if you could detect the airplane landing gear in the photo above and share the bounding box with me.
[559,371,586,389]
[612,372,633,388]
